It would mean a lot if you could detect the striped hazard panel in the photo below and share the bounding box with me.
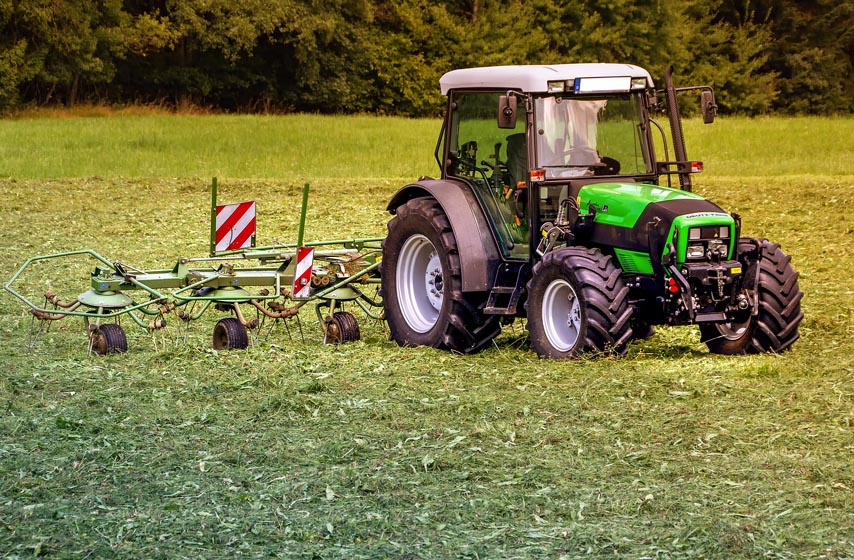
[215,201,256,252]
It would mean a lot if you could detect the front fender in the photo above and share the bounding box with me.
[387,178,500,292]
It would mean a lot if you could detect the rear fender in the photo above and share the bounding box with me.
[387,178,501,292]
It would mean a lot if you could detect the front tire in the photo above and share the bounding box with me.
[702,238,803,354]
[526,247,633,358]
[381,197,500,353]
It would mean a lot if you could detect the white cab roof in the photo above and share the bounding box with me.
[440,64,654,94]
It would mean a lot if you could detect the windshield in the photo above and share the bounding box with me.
[534,94,652,179]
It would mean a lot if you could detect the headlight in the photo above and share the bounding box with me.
[707,239,728,259]
[686,244,705,259]
[689,226,730,241]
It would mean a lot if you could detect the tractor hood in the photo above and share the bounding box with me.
[577,182,734,266]
[577,182,720,229]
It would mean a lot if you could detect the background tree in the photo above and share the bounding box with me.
[675,1,778,114]
[771,0,854,114]
[0,0,852,115]
[0,0,124,108]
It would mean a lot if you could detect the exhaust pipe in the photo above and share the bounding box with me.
[664,66,691,192]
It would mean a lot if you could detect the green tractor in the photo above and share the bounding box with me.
[381,64,803,358]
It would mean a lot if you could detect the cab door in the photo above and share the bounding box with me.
[445,91,529,260]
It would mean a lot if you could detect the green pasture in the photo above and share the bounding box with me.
[3,113,854,180]
[0,114,439,181]
[0,113,851,559]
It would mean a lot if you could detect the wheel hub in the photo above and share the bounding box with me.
[425,252,444,311]
[542,279,581,352]
[567,299,580,329]
[396,234,444,333]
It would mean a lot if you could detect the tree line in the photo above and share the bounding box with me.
[1,0,852,116]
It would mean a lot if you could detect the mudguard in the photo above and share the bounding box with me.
[387,178,501,292]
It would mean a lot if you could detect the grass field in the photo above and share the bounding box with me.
[0,113,852,559]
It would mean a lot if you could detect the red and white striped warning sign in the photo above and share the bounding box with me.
[215,201,256,252]
[293,247,314,298]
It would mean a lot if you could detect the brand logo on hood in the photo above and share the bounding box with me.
[681,212,729,220]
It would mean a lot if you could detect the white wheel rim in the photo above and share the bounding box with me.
[717,317,751,340]
[396,234,443,333]
[542,279,581,352]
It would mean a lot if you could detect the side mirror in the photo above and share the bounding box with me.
[647,94,658,111]
[701,90,717,124]
[498,93,517,129]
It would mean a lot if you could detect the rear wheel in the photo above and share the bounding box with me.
[526,247,633,358]
[213,317,249,350]
[90,324,128,355]
[701,238,803,354]
[381,197,500,353]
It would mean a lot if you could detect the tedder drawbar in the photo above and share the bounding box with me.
[5,181,384,354]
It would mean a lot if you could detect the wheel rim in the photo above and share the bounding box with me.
[325,320,342,344]
[541,279,581,352]
[716,316,752,341]
[396,234,443,333]
[213,323,229,349]
[91,330,107,355]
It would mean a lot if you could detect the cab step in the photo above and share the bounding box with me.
[483,264,527,315]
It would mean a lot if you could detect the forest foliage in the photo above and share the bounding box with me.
[1,0,852,116]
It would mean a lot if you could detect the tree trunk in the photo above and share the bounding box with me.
[67,75,79,106]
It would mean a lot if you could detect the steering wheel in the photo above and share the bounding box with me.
[595,156,621,176]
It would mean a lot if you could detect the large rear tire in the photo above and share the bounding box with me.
[381,197,501,353]
[526,247,633,358]
[701,238,803,354]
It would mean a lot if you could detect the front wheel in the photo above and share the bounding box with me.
[381,197,500,353]
[526,247,633,358]
[701,238,803,354]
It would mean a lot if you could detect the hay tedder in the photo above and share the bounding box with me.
[5,181,384,354]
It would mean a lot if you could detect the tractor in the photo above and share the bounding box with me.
[380,64,804,358]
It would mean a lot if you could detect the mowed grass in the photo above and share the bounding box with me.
[0,113,852,559]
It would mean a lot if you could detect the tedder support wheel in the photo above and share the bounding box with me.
[90,324,128,355]
[325,311,361,344]
[701,238,804,354]
[381,197,501,353]
[213,317,249,350]
[526,247,633,359]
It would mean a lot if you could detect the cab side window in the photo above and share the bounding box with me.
[448,92,528,258]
